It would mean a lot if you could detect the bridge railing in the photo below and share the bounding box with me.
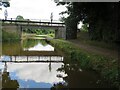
[3,18,63,23]
[0,55,64,63]
[1,18,65,27]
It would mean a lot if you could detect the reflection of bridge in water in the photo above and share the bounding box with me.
[1,56,64,63]
[0,55,64,88]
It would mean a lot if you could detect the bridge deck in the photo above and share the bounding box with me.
[0,55,64,63]
[1,61,63,63]
[2,19,65,27]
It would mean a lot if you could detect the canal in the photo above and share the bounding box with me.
[0,39,110,89]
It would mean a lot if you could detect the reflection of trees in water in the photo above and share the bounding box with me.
[49,62,52,72]
[23,28,55,35]
[52,63,83,89]
[52,56,103,89]
[23,39,48,49]
[2,62,19,89]
[55,63,80,88]
[51,82,68,90]
[2,72,19,89]
[51,64,68,89]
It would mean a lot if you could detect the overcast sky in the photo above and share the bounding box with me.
[0,0,67,21]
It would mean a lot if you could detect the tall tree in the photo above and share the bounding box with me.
[56,2,119,42]
[1,0,10,7]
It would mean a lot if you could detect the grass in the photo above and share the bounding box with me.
[50,39,119,88]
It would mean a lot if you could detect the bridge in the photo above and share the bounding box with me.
[0,55,64,63]
[1,19,66,39]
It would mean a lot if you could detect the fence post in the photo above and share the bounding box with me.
[39,20,41,25]
[11,18,12,24]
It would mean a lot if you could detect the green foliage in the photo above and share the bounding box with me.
[23,29,55,38]
[59,16,66,23]
[48,33,55,37]
[101,63,119,87]
[57,2,118,42]
[16,15,24,20]
[80,23,88,32]
[50,39,119,87]
[23,39,47,49]
[2,1,10,7]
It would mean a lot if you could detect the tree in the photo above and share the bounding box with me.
[16,15,24,20]
[55,2,119,42]
[59,16,66,22]
[0,0,10,7]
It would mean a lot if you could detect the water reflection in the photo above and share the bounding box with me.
[22,39,54,51]
[0,62,67,88]
[1,62,19,89]
[56,63,99,88]
[1,39,67,89]
[24,43,54,51]
[2,39,60,56]
[1,56,64,62]
[1,39,111,88]
[52,56,113,88]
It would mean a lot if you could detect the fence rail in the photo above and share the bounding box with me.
[1,18,65,27]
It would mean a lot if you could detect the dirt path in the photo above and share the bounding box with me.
[69,39,118,59]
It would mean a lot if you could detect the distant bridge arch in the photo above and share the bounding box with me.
[2,19,66,39]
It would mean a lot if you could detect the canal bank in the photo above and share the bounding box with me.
[50,39,119,88]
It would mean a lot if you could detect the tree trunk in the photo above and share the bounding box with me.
[66,20,77,39]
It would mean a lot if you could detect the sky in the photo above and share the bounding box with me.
[0,0,67,21]
[0,60,67,88]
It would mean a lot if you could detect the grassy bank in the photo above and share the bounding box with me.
[50,39,119,88]
[2,30,20,42]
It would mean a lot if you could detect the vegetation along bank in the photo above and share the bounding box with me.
[50,39,119,88]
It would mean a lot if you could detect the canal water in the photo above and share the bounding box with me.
[0,39,110,89]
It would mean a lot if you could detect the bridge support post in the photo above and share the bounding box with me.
[55,27,66,39]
